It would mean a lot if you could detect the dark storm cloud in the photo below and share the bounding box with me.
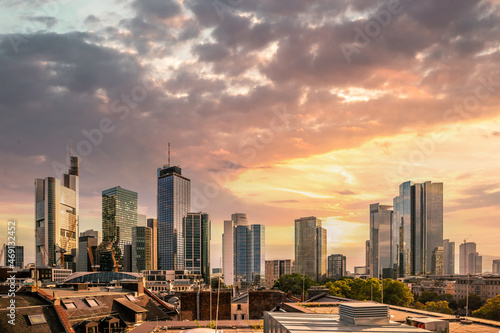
[132,0,181,20]
[26,16,57,29]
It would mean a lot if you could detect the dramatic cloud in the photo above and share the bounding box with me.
[1,0,500,269]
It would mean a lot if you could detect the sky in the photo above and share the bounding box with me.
[1,0,500,272]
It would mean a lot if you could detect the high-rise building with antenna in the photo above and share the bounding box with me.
[157,143,191,270]
[35,153,79,269]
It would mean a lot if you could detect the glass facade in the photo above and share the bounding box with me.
[157,166,191,270]
[369,203,393,278]
[393,181,443,277]
[35,156,79,269]
[295,216,326,281]
[328,254,346,279]
[183,212,211,283]
[132,226,152,272]
[102,186,138,263]
[443,239,455,275]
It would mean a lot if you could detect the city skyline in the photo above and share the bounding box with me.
[2,1,500,272]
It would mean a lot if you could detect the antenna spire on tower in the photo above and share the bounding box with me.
[168,142,170,166]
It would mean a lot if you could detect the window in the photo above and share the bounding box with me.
[85,299,98,307]
[233,314,237,320]
[241,314,245,320]
[63,302,76,309]
[28,314,46,325]
[237,304,242,310]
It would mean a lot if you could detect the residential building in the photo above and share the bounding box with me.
[222,213,265,286]
[35,155,79,269]
[328,254,346,279]
[157,165,190,270]
[369,203,393,278]
[493,259,500,274]
[295,216,327,281]
[102,186,138,264]
[454,275,500,300]
[459,242,482,275]
[147,218,158,270]
[265,259,295,289]
[443,239,455,275]
[132,226,153,272]
[392,181,443,277]
[4,245,24,269]
[183,212,211,283]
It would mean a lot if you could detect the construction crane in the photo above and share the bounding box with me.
[0,244,5,266]
[87,246,97,272]
[36,229,49,266]
[55,244,66,268]
[111,249,119,272]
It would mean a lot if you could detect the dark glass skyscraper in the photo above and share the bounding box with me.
[183,212,210,282]
[328,254,346,279]
[157,165,191,270]
[132,226,152,272]
[369,203,393,278]
[102,186,138,262]
[295,216,327,281]
[393,181,443,277]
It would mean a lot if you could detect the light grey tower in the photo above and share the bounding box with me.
[392,181,443,277]
[459,242,482,274]
[295,216,327,281]
[369,203,393,279]
[102,186,138,261]
[35,155,79,269]
[157,164,191,270]
[443,239,455,275]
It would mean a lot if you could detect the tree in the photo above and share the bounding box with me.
[424,301,454,314]
[472,295,500,321]
[458,294,485,313]
[210,277,227,289]
[273,273,315,295]
[382,279,414,307]
[416,291,439,304]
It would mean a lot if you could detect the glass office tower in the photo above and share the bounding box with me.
[443,239,455,275]
[102,186,138,261]
[183,212,211,283]
[295,216,327,281]
[369,203,393,278]
[393,181,443,277]
[35,156,79,269]
[157,165,191,270]
[328,254,346,279]
[132,226,152,272]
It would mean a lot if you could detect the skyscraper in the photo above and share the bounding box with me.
[102,186,138,262]
[492,260,500,274]
[183,212,211,283]
[132,226,152,272]
[295,216,327,281]
[222,213,265,285]
[432,246,444,275]
[392,181,443,277]
[77,234,97,272]
[459,242,482,274]
[328,254,346,279]
[369,203,393,278]
[365,240,370,276]
[443,239,455,275]
[4,246,24,269]
[157,165,191,270]
[147,218,158,270]
[35,156,79,268]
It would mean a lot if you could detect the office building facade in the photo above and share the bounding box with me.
[183,212,211,283]
[443,239,455,275]
[147,218,158,270]
[459,242,482,275]
[4,245,24,269]
[295,216,327,281]
[132,226,152,272]
[369,203,393,278]
[35,156,79,268]
[157,165,190,270]
[264,259,295,289]
[77,235,98,272]
[365,240,370,276]
[222,213,265,285]
[102,186,138,263]
[392,181,443,277]
[328,254,346,279]
[492,260,500,274]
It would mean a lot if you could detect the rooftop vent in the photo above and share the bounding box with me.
[338,302,389,326]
